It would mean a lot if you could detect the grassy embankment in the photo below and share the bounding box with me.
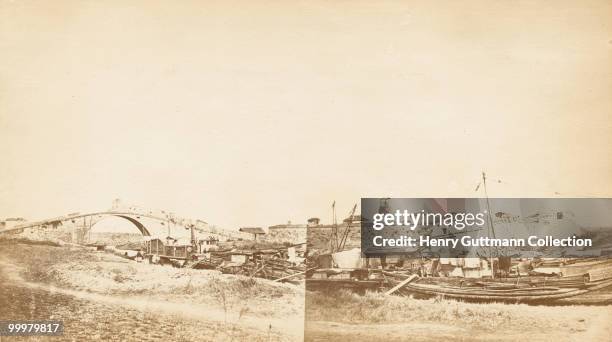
[306,289,612,341]
[0,239,304,341]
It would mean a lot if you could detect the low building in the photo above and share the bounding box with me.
[198,236,219,252]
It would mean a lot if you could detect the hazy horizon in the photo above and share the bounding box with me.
[2,1,611,229]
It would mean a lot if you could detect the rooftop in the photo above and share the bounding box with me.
[239,227,266,234]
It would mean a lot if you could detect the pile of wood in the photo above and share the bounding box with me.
[230,259,307,282]
[190,250,308,283]
[190,257,223,269]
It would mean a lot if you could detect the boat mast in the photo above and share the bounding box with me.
[337,204,357,252]
[482,172,499,279]
[482,172,497,241]
[331,200,338,252]
[167,217,171,238]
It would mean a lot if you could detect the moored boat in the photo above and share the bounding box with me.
[385,269,612,303]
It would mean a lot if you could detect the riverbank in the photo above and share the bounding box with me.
[4,240,611,341]
[0,241,304,341]
[305,289,612,341]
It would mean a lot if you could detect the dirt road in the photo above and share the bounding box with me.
[0,243,303,341]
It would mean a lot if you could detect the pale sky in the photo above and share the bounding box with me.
[1,1,611,229]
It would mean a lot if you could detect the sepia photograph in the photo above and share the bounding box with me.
[1,1,611,341]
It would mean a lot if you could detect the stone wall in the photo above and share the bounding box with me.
[3,222,79,243]
[262,223,362,248]
[265,226,307,244]
[307,225,361,253]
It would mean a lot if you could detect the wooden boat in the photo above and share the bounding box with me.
[306,268,386,292]
[381,241,612,303]
[388,273,612,303]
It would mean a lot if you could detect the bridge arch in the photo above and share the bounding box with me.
[84,214,153,237]
[108,215,152,236]
[0,209,210,243]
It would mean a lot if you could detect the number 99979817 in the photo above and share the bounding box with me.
[1,321,63,336]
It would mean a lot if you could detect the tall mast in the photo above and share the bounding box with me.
[331,200,337,252]
[482,172,497,240]
[482,172,497,279]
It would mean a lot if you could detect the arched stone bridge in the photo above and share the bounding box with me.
[0,209,223,244]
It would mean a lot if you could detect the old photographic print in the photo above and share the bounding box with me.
[1,1,611,341]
